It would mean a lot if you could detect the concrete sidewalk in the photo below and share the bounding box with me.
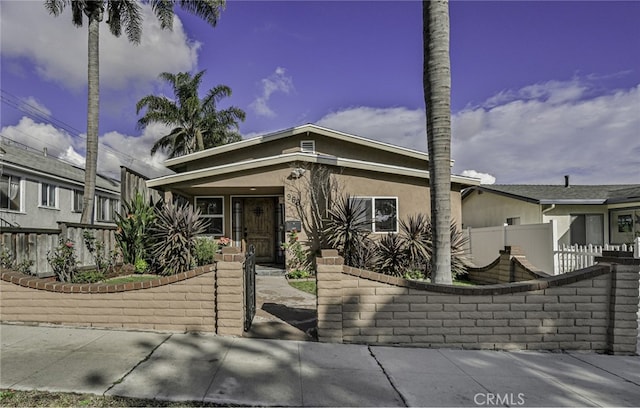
[1,324,639,407]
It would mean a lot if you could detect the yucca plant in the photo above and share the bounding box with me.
[449,221,470,280]
[115,193,158,266]
[374,233,406,277]
[151,201,209,276]
[324,194,373,268]
[399,213,432,274]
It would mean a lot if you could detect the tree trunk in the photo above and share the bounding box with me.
[423,0,452,284]
[80,9,100,224]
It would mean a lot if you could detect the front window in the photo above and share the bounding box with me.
[195,197,224,236]
[96,196,118,222]
[40,182,57,208]
[0,175,20,211]
[350,197,398,233]
[72,189,83,212]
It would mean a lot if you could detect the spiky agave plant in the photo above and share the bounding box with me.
[399,213,432,275]
[449,221,470,279]
[374,233,406,276]
[151,201,208,275]
[324,194,372,268]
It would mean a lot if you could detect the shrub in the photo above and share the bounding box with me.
[151,201,208,275]
[47,239,78,282]
[134,258,149,274]
[324,194,374,269]
[374,233,406,277]
[82,230,115,275]
[194,236,218,266]
[399,214,432,273]
[115,193,157,266]
[281,229,311,275]
[0,244,35,275]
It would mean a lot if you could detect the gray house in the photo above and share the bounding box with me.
[0,139,120,229]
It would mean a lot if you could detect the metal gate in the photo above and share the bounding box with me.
[244,244,256,331]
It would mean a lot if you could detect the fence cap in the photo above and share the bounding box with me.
[596,251,640,265]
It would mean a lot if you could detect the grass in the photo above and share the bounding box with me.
[103,275,157,285]
[0,389,231,407]
[288,280,316,295]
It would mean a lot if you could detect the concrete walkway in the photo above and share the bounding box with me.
[244,275,317,341]
[1,323,639,407]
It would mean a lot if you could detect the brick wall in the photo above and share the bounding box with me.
[467,246,550,284]
[0,250,247,334]
[316,250,639,355]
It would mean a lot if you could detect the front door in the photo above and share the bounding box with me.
[243,197,275,263]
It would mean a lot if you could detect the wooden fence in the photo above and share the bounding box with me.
[0,223,119,277]
[554,238,639,273]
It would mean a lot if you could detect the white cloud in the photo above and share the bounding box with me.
[250,67,294,117]
[317,106,427,152]
[1,117,171,180]
[313,79,639,185]
[452,82,640,184]
[460,170,496,185]
[20,97,52,117]
[1,1,199,90]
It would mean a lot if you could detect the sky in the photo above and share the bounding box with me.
[1,0,639,185]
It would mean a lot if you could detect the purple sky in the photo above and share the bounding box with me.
[1,1,639,184]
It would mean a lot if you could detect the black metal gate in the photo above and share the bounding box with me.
[244,244,256,331]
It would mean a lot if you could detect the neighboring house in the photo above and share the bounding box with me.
[0,139,120,229]
[462,180,640,246]
[147,124,479,264]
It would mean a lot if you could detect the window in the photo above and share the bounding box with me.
[300,140,315,153]
[195,197,224,235]
[350,197,398,233]
[40,182,57,208]
[506,217,521,226]
[570,214,603,245]
[96,196,118,222]
[72,190,83,212]
[0,175,20,211]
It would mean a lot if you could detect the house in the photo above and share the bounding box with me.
[147,124,479,264]
[0,138,120,229]
[462,178,640,246]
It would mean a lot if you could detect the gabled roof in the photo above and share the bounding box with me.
[148,151,479,188]
[163,123,435,169]
[1,140,119,194]
[464,184,640,205]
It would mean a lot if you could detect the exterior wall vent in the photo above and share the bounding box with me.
[300,140,315,153]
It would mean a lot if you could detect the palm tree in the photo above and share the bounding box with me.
[137,70,246,159]
[423,0,452,284]
[44,0,225,223]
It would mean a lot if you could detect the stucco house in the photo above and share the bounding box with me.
[462,179,640,246]
[147,124,479,264]
[0,139,120,229]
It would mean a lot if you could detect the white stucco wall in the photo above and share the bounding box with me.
[462,190,541,228]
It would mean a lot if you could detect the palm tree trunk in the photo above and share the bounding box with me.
[423,0,452,284]
[80,8,100,224]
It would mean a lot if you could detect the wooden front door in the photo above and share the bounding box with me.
[243,197,275,263]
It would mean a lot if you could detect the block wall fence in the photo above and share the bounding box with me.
[0,249,246,335]
[316,248,640,355]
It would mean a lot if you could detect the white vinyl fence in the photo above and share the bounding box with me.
[554,240,638,274]
[466,221,639,275]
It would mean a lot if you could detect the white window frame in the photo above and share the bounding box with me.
[350,196,398,233]
[195,196,225,236]
[96,196,118,222]
[71,189,83,213]
[0,174,22,212]
[39,182,58,209]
